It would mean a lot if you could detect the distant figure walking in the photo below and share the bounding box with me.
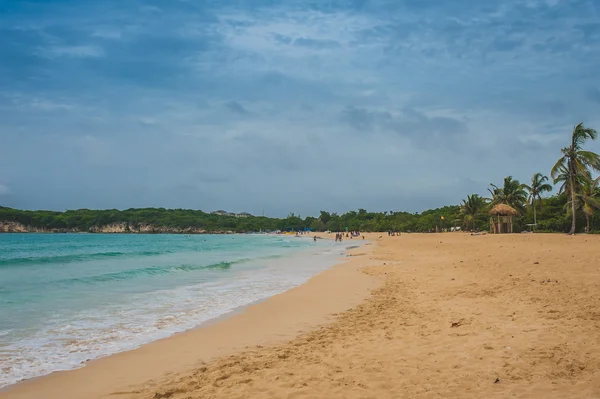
[313,235,317,242]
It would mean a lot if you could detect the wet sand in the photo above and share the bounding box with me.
[1,239,377,399]
[3,233,600,398]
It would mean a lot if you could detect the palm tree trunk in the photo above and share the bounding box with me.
[569,168,577,235]
[533,198,537,227]
[586,214,590,233]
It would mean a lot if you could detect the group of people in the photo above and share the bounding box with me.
[335,231,364,241]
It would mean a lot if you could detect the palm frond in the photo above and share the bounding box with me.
[578,150,600,171]
[551,157,567,181]
[572,122,597,150]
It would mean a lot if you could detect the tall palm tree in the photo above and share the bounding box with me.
[553,163,588,228]
[460,194,486,231]
[579,176,600,233]
[488,176,528,213]
[551,122,600,234]
[523,173,553,227]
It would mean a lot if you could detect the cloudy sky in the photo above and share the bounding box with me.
[1,0,600,217]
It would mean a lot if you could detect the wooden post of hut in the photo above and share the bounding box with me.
[489,204,518,234]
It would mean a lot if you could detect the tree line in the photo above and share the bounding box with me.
[0,206,463,234]
[1,123,599,235]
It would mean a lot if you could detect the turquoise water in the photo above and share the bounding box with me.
[0,233,348,387]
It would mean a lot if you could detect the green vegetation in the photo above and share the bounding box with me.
[0,195,598,234]
[459,122,600,234]
[523,173,553,227]
[459,194,486,231]
[0,206,462,233]
[551,123,600,234]
[488,176,528,213]
[1,123,599,235]
[578,176,600,233]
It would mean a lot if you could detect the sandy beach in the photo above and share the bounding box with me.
[3,233,600,399]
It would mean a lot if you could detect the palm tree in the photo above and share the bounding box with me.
[488,176,528,213]
[523,173,553,228]
[580,176,600,233]
[551,122,600,234]
[553,163,588,228]
[460,194,486,231]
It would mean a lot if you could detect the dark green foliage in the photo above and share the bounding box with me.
[3,192,600,233]
[551,122,600,234]
[0,205,461,233]
[460,194,487,231]
[488,176,528,213]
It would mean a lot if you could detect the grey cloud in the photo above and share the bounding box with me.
[272,34,292,45]
[193,171,231,184]
[341,105,392,131]
[0,183,9,196]
[578,22,600,41]
[489,37,522,52]
[225,101,249,114]
[341,105,468,148]
[586,88,600,105]
[2,0,600,216]
[293,38,340,49]
[230,134,303,172]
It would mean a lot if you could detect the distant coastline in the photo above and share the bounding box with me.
[0,221,232,234]
[0,205,463,234]
[0,207,276,235]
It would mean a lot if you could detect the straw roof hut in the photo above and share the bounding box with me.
[489,204,518,216]
[489,204,518,233]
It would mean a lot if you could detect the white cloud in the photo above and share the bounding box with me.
[91,27,123,40]
[28,99,74,111]
[38,45,105,58]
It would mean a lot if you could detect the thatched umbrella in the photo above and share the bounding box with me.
[489,204,518,233]
[488,204,518,216]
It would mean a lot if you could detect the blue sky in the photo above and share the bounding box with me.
[1,0,600,217]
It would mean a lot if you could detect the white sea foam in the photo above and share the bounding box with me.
[0,241,348,388]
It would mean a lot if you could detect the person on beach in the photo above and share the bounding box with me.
[314,235,317,242]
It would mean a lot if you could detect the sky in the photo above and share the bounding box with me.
[1,0,600,217]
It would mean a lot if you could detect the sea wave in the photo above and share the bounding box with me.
[61,261,237,285]
[0,250,172,268]
[0,238,353,388]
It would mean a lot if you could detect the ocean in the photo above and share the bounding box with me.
[0,233,350,388]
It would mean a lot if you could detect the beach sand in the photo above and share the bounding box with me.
[3,233,600,398]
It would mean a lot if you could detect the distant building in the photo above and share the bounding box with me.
[211,210,253,218]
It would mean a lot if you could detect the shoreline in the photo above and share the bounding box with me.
[0,233,342,388]
[130,232,599,399]
[1,236,379,399]
[5,232,599,398]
